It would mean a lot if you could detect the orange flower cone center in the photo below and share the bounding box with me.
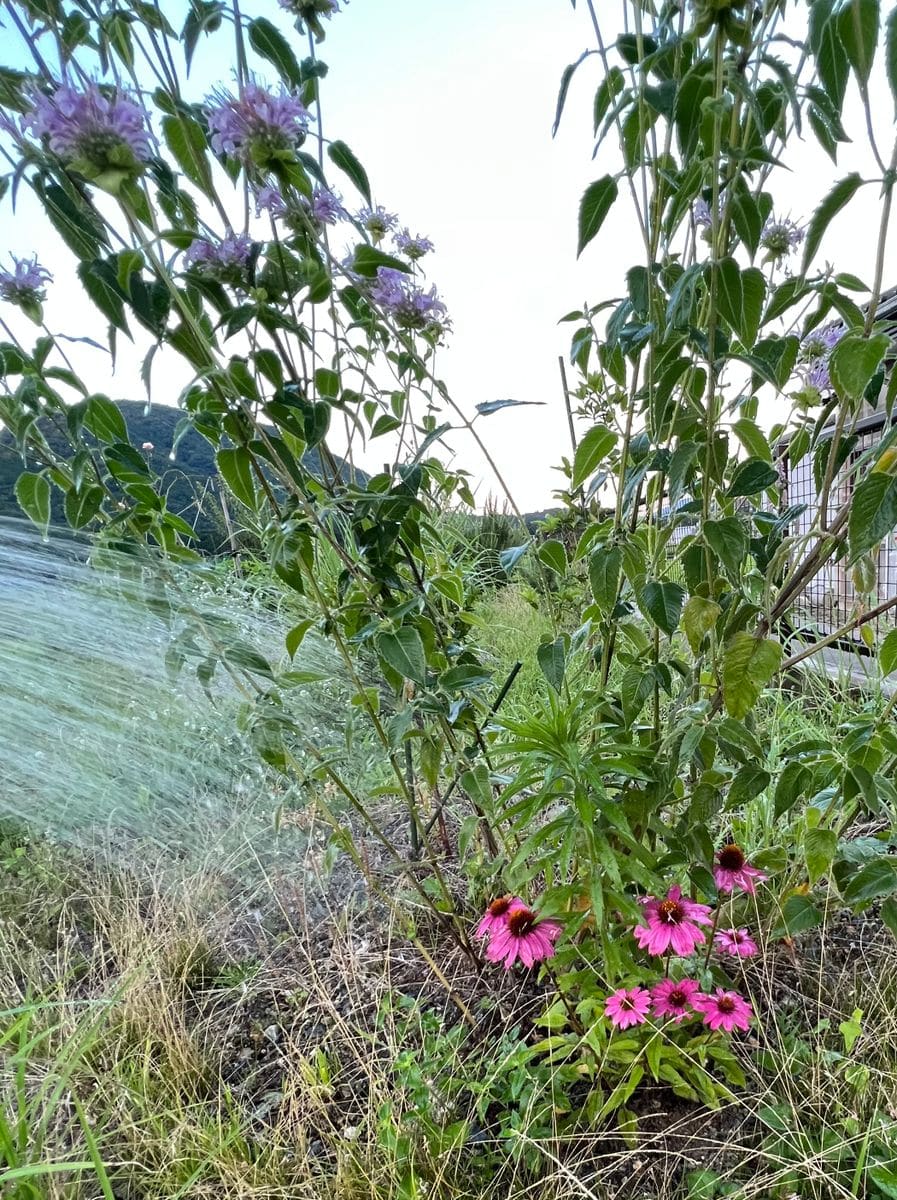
[657,899,684,924]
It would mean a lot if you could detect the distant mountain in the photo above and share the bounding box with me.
[0,400,362,554]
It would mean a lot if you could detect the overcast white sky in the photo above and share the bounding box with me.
[1,2,895,509]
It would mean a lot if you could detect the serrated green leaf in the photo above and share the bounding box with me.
[829,332,890,400]
[161,113,214,196]
[728,458,778,498]
[843,857,897,906]
[837,0,879,85]
[722,633,782,719]
[577,176,618,257]
[732,417,772,463]
[774,894,823,937]
[286,618,315,659]
[589,544,622,612]
[538,538,568,576]
[704,517,747,577]
[880,894,897,938]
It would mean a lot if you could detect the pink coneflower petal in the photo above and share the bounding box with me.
[715,928,759,958]
[632,885,712,958]
[475,895,525,939]
[692,988,753,1033]
[714,844,767,895]
[605,987,652,1030]
[650,978,700,1023]
[483,906,561,970]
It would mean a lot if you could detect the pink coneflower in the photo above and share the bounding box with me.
[633,885,713,957]
[485,905,562,969]
[714,844,767,895]
[605,987,651,1030]
[693,988,753,1033]
[650,978,701,1023]
[475,894,524,939]
[715,927,759,958]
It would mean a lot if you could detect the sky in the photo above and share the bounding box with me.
[1,1,896,510]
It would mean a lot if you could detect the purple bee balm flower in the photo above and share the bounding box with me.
[801,323,843,362]
[359,205,398,242]
[23,83,150,190]
[184,234,254,286]
[395,228,434,260]
[254,184,288,219]
[0,256,52,306]
[309,186,345,225]
[761,216,805,259]
[206,83,309,167]
[802,360,832,394]
[368,265,448,332]
[693,198,712,229]
[278,0,340,19]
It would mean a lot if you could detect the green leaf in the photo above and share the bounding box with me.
[774,894,823,937]
[77,259,130,335]
[351,244,410,278]
[248,17,302,88]
[715,259,765,347]
[314,367,340,399]
[829,332,890,400]
[641,579,685,636]
[722,633,782,719]
[15,472,52,535]
[880,628,897,676]
[82,393,128,443]
[64,485,103,529]
[728,765,771,807]
[802,174,865,272]
[537,637,566,693]
[216,446,256,509]
[377,627,426,687]
[577,176,618,257]
[34,180,105,261]
[887,4,897,115]
[286,618,315,658]
[553,50,594,136]
[775,761,811,819]
[848,473,897,561]
[732,417,772,463]
[880,894,897,938]
[704,517,747,577]
[500,543,529,573]
[837,0,879,85]
[589,544,622,612]
[870,1167,897,1200]
[328,140,372,206]
[727,458,778,498]
[682,595,721,655]
[161,113,214,196]
[572,423,617,487]
[538,539,568,576]
[804,827,837,885]
[842,856,897,906]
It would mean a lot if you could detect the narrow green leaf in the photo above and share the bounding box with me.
[577,176,618,257]
[722,633,782,719]
[286,618,315,658]
[553,50,594,136]
[161,113,214,196]
[887,5,897,115]
[802,174,865,272]
[248,17,302,88]
[837,0,879,85]
[328,140,372,206]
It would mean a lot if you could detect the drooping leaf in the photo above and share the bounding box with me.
[704,517,748,576]
[499,543,529,573]
[216,446,257,509]
[377,627,427,687]
[804,827,837,885]
[328,140,372,206]
[589,544,622,612]
[682,595,721,655]
[475,398,545,416]
[553,49,595,136]
[836,0,879,85]
[15,472,52,535]
[829,332,890,400]
[848,473,897,560]
[640,579,685,636]
[722,633,782,719]
[577,176,618,257]
[161,113,214,197]
[880,628,897,676]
